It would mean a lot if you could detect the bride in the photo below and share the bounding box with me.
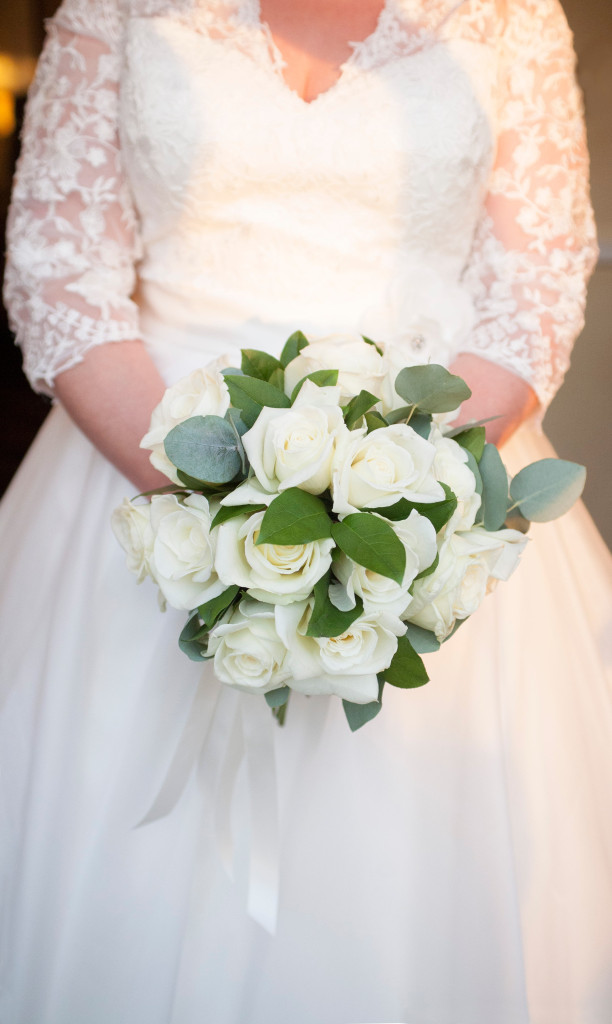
[2,0,611,1021]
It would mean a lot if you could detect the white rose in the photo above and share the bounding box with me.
[148,493,224,610]
[429,426,481,533]
[214,510,334,605]
[111,498,154,583]
[242,381,349,495]
[140,367,230,482]
[276,600,404,703]
[334,510,438,618]
[283,335,386,403]
[407,526,527,640]
[331,423,445,516]
[208,598,292,694]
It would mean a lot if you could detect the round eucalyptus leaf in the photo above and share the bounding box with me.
[394,364,471,414]
[510,458,586,522]
[164,415,243,484]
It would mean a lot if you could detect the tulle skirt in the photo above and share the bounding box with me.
[1,403,611,1024]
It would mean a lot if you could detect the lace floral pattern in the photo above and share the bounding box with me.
[3,0,597,409]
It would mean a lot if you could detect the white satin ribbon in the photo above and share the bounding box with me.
[136,676,280,934]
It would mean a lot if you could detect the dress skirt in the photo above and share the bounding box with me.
[0,402,611,1024]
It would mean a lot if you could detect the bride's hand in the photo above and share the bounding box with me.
[449,352,538,448]
[53,340,170,493]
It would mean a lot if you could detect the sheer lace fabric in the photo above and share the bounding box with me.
[4,0,597,408]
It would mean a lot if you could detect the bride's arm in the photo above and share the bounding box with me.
[451,0,597,448]
[4,0,167,490]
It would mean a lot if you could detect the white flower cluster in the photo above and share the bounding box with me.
[113,338,527,708]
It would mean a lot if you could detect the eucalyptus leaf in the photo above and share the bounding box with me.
[290,369,339,403]
[509,459,586,522]
[280,330,309,368]
[343,678,384,731]
[178,614,208,661]
[176,470,227,492]
[404,622,441,654]
[479,443,509,531]
[265,686,290,709]
[464,449,483,497]
[445,414,502,438]
[369,483,457,533]
[241,349,283,381]
[331,514,406,585]
[224,407,249,436]
[305,572,364,638]
[257,488,332,545]
[211,503,265,530]
[382,633,429,688]
[197,586,240,630]
[453,425,486,462]
[408,413,433,439]
[394,364,472,414]
[385,405,415,425]
[164,415,243,484]
[343,389,380,429]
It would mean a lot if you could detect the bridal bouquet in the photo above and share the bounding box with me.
[112,333,585,729]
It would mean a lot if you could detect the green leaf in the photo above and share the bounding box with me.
[364,410,388,432]
[385,408,433,438]
[290,369,339,403]
[445,415,502,438]
[509,459,586,522]
[256,488,333,545]
[369,483,457,533]
[382,633,429,688]
[404,622,440,653]
[280,330,309,368]
[343,678,384,731]
[178,614,208,661]
[305,572,364,638]
[164,415,244,484]
[361,334,384,356]
[268,366,285,391]
[241,349,283,381]
[225,375,290,430]
[479,443,509,531]
[176,470,227,492]
[211,503,265,530]
[265,686,290,709]
[343,389,380,429]
[197,585,240,630]
[453,425,486,462]
[413,550,439,581]
[394,364,472,414]
[331,513,406,585]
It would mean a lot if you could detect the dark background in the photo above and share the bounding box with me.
[1,0,610,546]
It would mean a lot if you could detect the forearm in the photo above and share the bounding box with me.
[53,340,168,492]
[449,353,539,448]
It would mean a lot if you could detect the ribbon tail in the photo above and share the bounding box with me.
[136,677,220,827]
[241,696,280,935]
[214,707,245,881]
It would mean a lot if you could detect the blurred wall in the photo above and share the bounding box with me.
[0,0,610,546]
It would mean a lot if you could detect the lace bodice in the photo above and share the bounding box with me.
[4,0,598,411]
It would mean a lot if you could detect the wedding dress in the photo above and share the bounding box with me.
[2,0,611,1021]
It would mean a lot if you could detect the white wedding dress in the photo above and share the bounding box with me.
[2,1,612,1021]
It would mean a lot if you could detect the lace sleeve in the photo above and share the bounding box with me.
[3,0,141,397]
[458,0,598,411]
